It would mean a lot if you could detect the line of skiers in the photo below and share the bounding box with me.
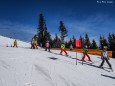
[81,46,112,70]
[59,42,112,70]
[11,38,113,70]
[31,38,113,70]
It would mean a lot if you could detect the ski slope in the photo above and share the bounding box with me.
[0,36,30,47]
[0,36,115,86]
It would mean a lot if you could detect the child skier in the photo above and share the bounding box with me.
[31,38,35,49]
[99,46,112,70]
[45,41,50,52]
[60,42,68,56]
[34,40,38,49]
[13,40,18,48]
[82,47,92,62]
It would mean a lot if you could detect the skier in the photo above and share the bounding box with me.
[31,38,35,49]
[82,46,92,62]
[70,44,73,51]
[99,46,112,70]
[60,42,68,56]
[13,40,18,48]
[45,41,50,52]
[34,40,38,49]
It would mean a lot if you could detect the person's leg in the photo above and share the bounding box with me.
[60,49,63,54]
[45,47,47,51]
[105,58,112,68]
[16,45,18,48]
[36,45,38,49]
[86,54,91,61]
[82,54,86,61]
[32,44,34,49]
[63,49,68,55]
[13,44,15,47]
[48,47,50,52]
[99,58,105,67]
[33,45,36,49]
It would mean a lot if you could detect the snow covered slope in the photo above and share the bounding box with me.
[0,36,30,47]
[0,36,115,86]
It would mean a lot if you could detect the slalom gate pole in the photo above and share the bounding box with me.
[76,52,77,65]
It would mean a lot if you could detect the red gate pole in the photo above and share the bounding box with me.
[75,40,81,65]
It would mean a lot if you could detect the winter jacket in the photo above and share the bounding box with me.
[61,44,65,49]
[31,38,35,45]
[101,51,109,59]
[14,40,17,45]
[46,42,50,48]
[83,48,88,54]
[35,41,38,46]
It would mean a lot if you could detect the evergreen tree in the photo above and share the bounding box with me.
[68,38,72,47]
[72,35,76,48]
[108,33,115,50]
[59,21,68,41]
[99,35,108,49]
[108,33,112,50]
[103,36,108,47]
[85,33,91,48]
[79,35,85,48]
[65,41,68,48]
[69,38,72,44]
[112,33,115,50]
[99,35,103,49]
[44,25,51,41]
[37,14,50,47]
[91,39,98,49]
[53,34,61,48]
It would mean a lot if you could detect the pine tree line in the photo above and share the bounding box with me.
[32,14,115,51]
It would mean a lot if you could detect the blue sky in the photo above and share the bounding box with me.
[0,0,115,43]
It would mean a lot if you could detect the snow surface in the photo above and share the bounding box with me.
[0,36,115,86]
[0,36,30,47]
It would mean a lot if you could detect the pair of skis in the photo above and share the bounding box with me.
[99,67,113,72]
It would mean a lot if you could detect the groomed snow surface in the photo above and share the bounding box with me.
[0,36,115,86]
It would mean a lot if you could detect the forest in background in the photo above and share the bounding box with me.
[32,14,115,51]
